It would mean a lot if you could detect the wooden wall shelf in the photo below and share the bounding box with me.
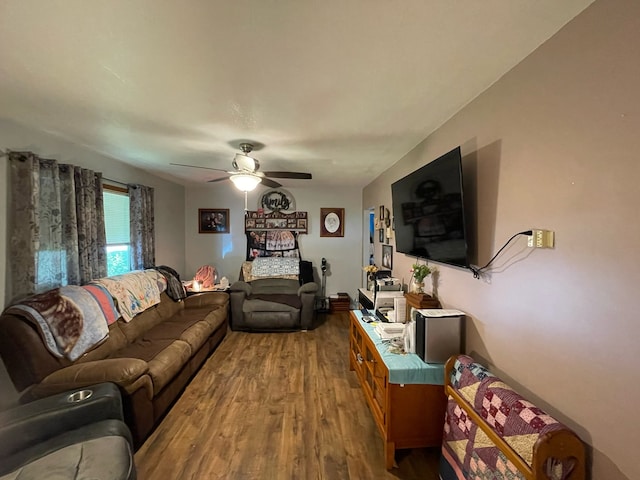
[244,211,308,233]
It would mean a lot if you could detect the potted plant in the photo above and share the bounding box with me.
[410,263,432,294]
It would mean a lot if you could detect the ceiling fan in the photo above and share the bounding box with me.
[171,143,312,191]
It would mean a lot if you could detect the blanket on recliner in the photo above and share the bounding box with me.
[248,294,302,309]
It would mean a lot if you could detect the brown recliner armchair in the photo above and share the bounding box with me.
[229,278,318,331]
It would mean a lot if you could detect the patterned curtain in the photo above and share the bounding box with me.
[8,152,107,301]
[129,184,155,270]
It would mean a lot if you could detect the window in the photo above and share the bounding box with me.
[103,187,131,276]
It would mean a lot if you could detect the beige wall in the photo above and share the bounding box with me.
[184,182,362,298]
[364,0,638,478]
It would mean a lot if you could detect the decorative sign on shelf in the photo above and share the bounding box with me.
[258,188,296,213]
[245,210,308,234]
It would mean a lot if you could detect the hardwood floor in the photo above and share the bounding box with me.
[134,312,441,479]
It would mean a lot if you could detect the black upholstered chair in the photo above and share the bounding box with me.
[0,382,136,480]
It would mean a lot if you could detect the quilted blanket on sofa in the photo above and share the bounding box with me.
[92,269,166,322]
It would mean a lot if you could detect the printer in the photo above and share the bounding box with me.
[375,277,401,292]
[373,290,404,311]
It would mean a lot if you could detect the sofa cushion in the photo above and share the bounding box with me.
[242,311,299,330]
[0,419,134,480]
[161,308,219,353]
[0,435,133,480]
[201,309,227,332]
[107,312,201,363]
[118,307,163,344]
[243,297,301,313]
[153,293,184,321]
[77,323,129,363]
[110,337,192,394]
[177,321,213,353]
[249,278,300,295]
[144,341,192,394]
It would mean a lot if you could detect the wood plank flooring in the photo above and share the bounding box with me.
[134,312,441,479]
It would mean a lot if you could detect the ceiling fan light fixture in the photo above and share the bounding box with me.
[230,173,262,192]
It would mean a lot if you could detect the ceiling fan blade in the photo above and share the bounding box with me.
[263,171,312,180]
[207,177,230,183]
[170,162,227,173]
[261,177,282,188]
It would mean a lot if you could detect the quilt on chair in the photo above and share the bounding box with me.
[440,355,574,480]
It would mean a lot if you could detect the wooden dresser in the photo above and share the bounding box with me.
[348,311,447,469]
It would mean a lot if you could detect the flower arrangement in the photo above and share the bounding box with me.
[410,263,432,283]
[363,264,379,274]
[363,264,379,290]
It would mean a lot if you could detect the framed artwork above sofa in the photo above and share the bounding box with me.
[199,208,230,233]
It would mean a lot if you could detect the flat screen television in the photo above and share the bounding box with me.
[391,146,469,268]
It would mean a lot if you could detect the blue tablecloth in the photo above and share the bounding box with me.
[353,310,444,385]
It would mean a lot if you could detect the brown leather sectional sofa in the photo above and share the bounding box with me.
[0,291,229,447]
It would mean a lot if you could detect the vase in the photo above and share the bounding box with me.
[367,273,376,291]
[410,277,425,294]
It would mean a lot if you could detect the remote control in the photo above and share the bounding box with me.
[360,308,370,316]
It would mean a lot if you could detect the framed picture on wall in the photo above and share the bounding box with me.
[320,208,345,237]
[382,244,393,269]
[198,208,230,233]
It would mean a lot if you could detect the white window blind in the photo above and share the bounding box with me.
[103,189,131,276]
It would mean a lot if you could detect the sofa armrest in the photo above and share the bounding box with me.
[230,281,252,296]
[22,359,149,402]
[184,291,229,308]
[229,286,249,330]
[298,282,319,296]
[299,286,318,330]
[0,382,124,460]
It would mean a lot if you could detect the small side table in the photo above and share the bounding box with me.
[329,292,351,313]
[185,286,229,296]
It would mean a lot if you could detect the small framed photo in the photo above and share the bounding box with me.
[320,208,345,237]
[379,205,385,219]
[199,208,230,233]
[382,244,393,270]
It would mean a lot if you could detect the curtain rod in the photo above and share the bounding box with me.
[2,150,138,189]
[103,177,130,187]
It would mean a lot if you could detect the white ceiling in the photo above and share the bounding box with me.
[0,0,594,188]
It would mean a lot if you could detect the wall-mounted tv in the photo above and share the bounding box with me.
[391,146,469,268]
